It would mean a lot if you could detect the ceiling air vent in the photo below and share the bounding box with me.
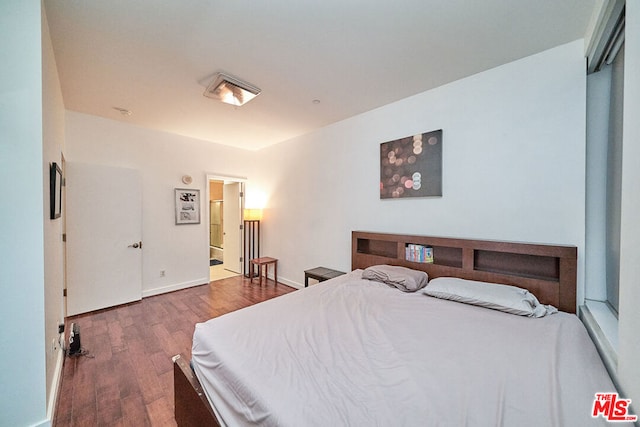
[203,73,261,106]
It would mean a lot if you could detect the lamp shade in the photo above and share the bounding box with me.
[244,208,263,221]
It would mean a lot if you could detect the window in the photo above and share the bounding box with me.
[584,2,625,361]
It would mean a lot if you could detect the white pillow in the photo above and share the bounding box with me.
[423,277,557,317]
[362,265,428,292]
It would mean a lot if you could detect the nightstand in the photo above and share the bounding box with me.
[304,267,346,287]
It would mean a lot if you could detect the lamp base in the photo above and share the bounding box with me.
[243,219,260,277]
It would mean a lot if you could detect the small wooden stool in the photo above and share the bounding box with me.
[250,257,278,286]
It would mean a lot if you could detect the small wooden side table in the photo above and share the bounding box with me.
[304,267,346,287]
[250,257,278,286]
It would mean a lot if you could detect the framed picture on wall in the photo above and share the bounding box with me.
[380,129,443,199]
[175,188,200,225]
[50,162,62,219]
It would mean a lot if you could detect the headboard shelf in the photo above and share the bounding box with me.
[352,231,577,313]
[356,238,397,258]
[473,250,560,282]
[425,245,462,268]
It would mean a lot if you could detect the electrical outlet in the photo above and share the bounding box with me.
[160,270,166,277]
[51,338,57,353]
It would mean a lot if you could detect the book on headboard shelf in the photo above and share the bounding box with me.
[405,244,433,263]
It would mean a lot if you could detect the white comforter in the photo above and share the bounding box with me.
[192,270,616,426]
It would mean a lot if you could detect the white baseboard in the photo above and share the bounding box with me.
[142,277,209,298]
[144,275,303,298]
[244,271,302,289]
[42,347,64,427]
[267,274,302,290]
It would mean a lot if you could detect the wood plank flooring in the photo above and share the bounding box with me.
[53,276,295,426]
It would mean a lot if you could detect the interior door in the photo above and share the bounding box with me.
[66,162,142,316]
[222,182,242,274]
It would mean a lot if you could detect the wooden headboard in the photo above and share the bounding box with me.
[352,231,578,313]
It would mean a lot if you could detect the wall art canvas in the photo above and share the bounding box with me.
[175,188,200,224]
[380,129,442,199]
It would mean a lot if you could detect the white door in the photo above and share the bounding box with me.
[66,162,142,316]
[223,182,242,274]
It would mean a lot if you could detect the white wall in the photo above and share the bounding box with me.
[65,113,259,296]
[254,41,588,300]
[42,4,67,419]
[618,0,640,410]
[0,1,48,426]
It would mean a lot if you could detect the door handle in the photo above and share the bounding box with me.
[128,241,142,249]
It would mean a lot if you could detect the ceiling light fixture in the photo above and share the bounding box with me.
[203,72,261,106]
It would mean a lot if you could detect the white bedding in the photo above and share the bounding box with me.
[192,270,616,426]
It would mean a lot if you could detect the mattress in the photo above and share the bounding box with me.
[191,270,616,426]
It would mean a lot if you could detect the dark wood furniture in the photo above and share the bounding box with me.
[250,256,278,286]
[352,231,577,313]
[173,355,221,427]
[173,231,578,426]
[304,267,346,287]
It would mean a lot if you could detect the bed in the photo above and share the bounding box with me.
[173,231,617,426]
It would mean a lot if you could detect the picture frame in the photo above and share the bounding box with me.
[50,162,62,219]
[380,129,443,199]
[175,188,200,225]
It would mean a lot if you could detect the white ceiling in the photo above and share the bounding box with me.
[44,0,597,151]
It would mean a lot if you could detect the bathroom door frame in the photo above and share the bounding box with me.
[206,174,246,274]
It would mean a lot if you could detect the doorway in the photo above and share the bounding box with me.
[208,175,244,281]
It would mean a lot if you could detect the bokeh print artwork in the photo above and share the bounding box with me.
[380,129,442,199]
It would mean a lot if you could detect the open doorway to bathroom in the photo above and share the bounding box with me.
[208,176,244,282]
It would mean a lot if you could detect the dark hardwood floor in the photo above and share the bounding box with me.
[53,275,295,426]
